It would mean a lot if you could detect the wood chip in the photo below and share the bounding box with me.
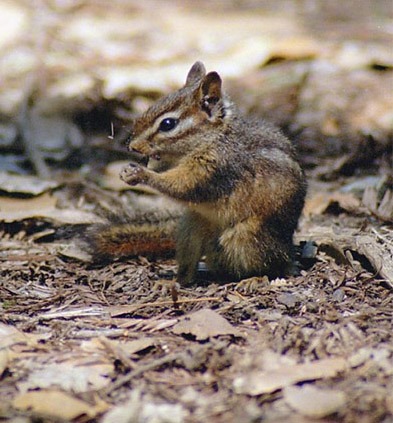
[13,390,108,420]
[284,385,346,418]
[172,309,241,340]
[233,357,347,395]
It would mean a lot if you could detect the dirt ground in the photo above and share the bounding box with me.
[0,1,392,422]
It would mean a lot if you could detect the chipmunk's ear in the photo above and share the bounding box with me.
[199,71,222,117]
[185,61,206,86]
[201,72,222,99]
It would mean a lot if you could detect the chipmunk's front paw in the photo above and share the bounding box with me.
[120,163,147,186]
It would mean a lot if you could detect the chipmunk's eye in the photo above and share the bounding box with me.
[158,118,178,132]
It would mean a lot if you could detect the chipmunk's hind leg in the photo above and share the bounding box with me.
[213,217,293,280]
[176,211,218,286]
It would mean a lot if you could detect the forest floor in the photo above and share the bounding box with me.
[0,1,392,422]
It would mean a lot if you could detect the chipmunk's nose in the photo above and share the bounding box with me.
[128,136,153,157]
[128,138,143,153]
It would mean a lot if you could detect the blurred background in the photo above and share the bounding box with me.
[1,5,393,421]
[0,0,391,180]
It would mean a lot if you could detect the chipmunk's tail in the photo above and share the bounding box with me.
[83,219,177,261]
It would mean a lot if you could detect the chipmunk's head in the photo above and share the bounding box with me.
[128,61,233,171]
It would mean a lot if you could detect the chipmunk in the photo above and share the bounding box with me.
[92,62,306,286]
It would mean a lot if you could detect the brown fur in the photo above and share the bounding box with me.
[87,223,176,259]
[119,61,307,285]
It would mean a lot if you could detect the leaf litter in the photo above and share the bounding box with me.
[0,1,393,423]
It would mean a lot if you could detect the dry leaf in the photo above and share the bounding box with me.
[59,243,94,262]
[172,309,241,340]
[0,322,38,349]
[284,385,346,418]
[348,348,373,368]
[115,338,156,355]
[233,357,347,395]
[13,390,105,420]
[363,186,393,222]
[102,390,187,423]
[0,172,59,195]
[355,233,393,284]
[378,190,393,221]
[0,193,57,219]
[0,193,104,224]
[18,360,113,393]
[80,337,155,356]
[303,192,360,217]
